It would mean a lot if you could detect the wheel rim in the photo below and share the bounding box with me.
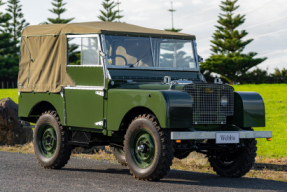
[38,123,57,158]
[217,151,238,165]
[130,128,155,168]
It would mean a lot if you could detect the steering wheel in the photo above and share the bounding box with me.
[109,55,128,66]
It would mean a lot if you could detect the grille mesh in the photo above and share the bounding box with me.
[183,84,234,124]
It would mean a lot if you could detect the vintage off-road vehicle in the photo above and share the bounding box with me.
[18,22,271,181]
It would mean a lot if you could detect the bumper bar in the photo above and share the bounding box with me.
[171,131,272,140]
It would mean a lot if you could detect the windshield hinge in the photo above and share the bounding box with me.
[99,50,106,57]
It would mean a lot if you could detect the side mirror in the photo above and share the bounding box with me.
[198,55,203,63]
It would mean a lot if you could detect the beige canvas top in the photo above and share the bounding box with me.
[18,22,195,93]
[21,21,195,39]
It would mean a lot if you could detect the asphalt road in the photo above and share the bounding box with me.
[0,151,286,192]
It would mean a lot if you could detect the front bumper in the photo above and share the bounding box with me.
[171,131,272,140]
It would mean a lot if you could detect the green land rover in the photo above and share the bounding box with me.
[18,22,272,181]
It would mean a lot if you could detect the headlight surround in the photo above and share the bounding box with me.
[221,96,228,106]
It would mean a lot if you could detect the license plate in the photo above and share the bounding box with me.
[216,132,239,144]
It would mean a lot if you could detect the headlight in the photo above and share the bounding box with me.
[221,96,228,106]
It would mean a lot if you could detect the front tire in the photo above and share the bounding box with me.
[33,111,71,169]
[124,114,173,181]
[208,138,257,177]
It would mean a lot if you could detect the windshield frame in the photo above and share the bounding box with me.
[102,34,200,72]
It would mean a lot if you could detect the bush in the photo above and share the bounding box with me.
[203,67,287,84]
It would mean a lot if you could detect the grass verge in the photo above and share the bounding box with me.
[232,84,287,158]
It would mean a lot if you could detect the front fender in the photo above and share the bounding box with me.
[227,92,265,127]
[106,89,193,131]
[161,90,193,129]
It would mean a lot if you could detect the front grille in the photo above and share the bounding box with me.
[183,84,234,124]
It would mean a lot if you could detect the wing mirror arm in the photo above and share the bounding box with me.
[198,55,203,63]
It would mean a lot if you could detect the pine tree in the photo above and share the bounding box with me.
[165,28,182,32]
[0,0,18,82]
[200,0,267,83]
[165,2,181,32]
[4,0,29,55]
[98,0,123,22]
[48,0,74,24]
[47,0,78,63]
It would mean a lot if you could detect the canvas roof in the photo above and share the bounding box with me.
[18,22,196,93]
[21,21,195,39]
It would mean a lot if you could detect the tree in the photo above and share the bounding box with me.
[47,0,79,64]
[200,0,267,83]
[4,0,29,51]
[0,0,18,82]
[165,2,181,32]
[98,0,123,22]
[48,0,74,24]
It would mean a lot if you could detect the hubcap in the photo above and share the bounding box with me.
[137,145,146,153]
[38,123,57,158]
[131,128,155,168]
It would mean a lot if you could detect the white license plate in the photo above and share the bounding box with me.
[216,132,239,144]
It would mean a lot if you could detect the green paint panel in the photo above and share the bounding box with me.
[18,92,64,123]
[161,90,193,128]
[108,68,199,81]
[64,89,104,129]
[67,66,104,86]
[112,83,185,91]
[107,89,168,131]
[227,92,265,127]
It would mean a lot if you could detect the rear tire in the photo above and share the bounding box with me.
[208,138,257,177]
[124,114,173,181]
[33,111,71,169]
[111,146,127,166]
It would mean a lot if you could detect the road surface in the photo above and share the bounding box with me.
[0,151,286,192]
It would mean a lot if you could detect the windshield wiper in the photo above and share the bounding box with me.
[129,53,148,67]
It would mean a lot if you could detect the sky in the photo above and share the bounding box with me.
[0,0,286,73]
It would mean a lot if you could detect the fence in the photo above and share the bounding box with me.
[1,81,17,89]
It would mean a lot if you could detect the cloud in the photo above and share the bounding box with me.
[0,0,285,72]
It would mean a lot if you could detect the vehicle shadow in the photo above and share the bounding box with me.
[62,164,287,191]
[62,167,131,175]
[162,169,287,190]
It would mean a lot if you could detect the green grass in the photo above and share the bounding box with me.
[232,84,287,158]
[1,85,287,158]
[0,89,18,104]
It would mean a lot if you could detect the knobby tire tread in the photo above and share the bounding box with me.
[34,110,71,169]
[124,114,173,181]
[111,147,127,166]
[209,138,257,177]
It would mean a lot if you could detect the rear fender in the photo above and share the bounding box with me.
[18,92,64,123]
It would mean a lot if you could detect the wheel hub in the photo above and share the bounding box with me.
[131,129,155,168]
[137,144,148,153]
[44,133,54,147]
[38,124,57,158]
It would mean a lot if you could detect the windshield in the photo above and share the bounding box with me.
[104,35,197,70]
